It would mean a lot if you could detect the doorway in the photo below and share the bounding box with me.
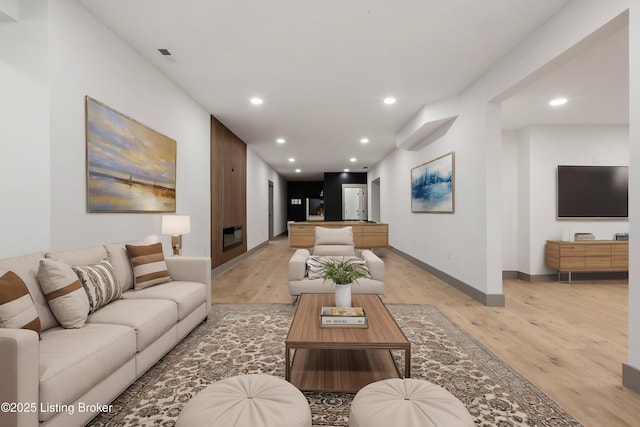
[371,178,381,222]
[342,184,367,220]
[268,180,274,240]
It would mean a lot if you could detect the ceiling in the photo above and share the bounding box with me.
[77,0,628,181]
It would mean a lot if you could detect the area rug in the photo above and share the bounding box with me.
[87,303,581,427]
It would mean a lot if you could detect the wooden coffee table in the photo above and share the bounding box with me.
[285,293,411,393]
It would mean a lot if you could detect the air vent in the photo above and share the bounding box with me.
[158,48,172,56]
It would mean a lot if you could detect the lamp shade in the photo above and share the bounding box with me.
[161,215,191,235]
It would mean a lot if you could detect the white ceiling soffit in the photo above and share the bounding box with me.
[0,0,19,21]
[397,97,459,151]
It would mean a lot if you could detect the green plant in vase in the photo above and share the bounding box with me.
[323,259,368,307]
[323,259,368,285]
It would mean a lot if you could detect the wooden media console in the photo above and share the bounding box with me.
[546,240,628,281]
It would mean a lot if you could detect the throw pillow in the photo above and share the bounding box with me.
[0,270,42,337]
[305,256,371,280]
[37,259,91,328]
[72,260,122,314]
[125,242,171,290]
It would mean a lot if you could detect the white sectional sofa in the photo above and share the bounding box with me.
[0,242,211,427]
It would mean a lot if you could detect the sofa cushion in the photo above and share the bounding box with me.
[123,281,206,320]
[289,277,385,297]
[315,226,353,245]
[0,270,41,337]
[104,243,136,292]
[72,260,122,313]
[0,251,58,331]
[312,245,357,256]
[86,299,177,352]
[37,259,90,328]
[305,256,371,280]
[125,243,171,290]
[45,245,108,266]
[38,323,136,422]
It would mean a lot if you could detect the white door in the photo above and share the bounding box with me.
[342,184,367,220]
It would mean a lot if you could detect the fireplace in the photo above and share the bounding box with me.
[222,225,243,251]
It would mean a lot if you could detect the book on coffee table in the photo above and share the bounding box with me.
[321,306,365,317]
[320,306,368,328]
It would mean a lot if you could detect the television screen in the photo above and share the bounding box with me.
[557,165,628,218]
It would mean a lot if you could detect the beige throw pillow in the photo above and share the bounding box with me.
[126,242,171,290]
[0,270,42,337]
[37,259,90,328]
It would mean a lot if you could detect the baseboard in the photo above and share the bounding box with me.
[503,271,557,282]
[503,270,628,282]
[623,363,640,394]
[389,246,505,307]
[211,240,270,278]
[502,270,519,280]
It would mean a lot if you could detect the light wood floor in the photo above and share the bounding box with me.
[212,236,640,427]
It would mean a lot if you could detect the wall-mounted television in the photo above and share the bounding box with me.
[557,165,628,219]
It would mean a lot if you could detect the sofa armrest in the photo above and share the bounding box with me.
[361,250,384,281]
[289,249,310,281]
[0,329,39,427]
[166,256,212,315]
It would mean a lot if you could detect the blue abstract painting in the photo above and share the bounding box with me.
[411,152,454,213]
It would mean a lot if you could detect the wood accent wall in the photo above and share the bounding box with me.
[211,116,247,268]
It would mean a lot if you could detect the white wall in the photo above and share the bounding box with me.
[47,0,211,257]
[501,131,519,271]
[0,0,212,258]
[0,0,50,258]
[246,146,287,250]
[369,0,630,298]
[627,1,640,374]
[503,125,629,275]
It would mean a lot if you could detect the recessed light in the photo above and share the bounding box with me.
[344,169,350,172]
[288,157,295,162]
[295,169,301,173]
[360,138,369,143]
[250,97,263,105]
[276,138,285,144]
[383,97,396,105]
[350,158,357,162]
[549,97,568,106]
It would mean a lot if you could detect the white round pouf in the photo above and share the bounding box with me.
[349,378,474,427]
[176,374,311,427]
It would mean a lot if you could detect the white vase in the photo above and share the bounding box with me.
[335,283,352,307]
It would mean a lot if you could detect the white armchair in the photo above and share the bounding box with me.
[288,226,384,302]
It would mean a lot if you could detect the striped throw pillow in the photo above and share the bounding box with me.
[72,259,122,314]
[126,243,171,290]
[38,258,91,327]
[0,270,42,337]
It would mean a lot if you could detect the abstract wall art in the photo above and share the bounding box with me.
[411,152,455,213]
[85,96,176,213]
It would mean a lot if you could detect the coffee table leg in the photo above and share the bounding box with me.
[405,348,411,378]
[285,345,291,381]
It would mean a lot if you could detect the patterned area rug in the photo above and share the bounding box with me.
[88,303,581,427]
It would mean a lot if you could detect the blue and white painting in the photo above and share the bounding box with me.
[411,152,454,213]
[86,97,176,212]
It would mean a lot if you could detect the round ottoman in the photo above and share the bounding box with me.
[349,378,474,427]
[176,374,311,427]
